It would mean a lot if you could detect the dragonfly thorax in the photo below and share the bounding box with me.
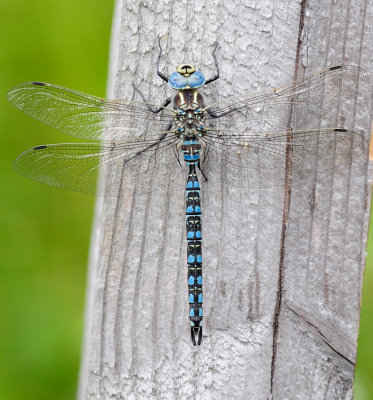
[173,89,204,110]
[174,89,207,138]
[174,108,207,139]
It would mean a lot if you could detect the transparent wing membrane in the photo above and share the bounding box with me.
[205,65,368,132]
[201,128,368,188]
[7,82,175,141]
[9,65,369,195]
[13,134,181,196]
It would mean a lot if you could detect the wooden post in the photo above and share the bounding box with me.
[78,0,373,399]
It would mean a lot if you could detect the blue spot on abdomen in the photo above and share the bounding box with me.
[188,276,195,285]
[188,255,195,263]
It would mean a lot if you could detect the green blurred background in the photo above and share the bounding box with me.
[0,1,371,399]
[0,1,114,399]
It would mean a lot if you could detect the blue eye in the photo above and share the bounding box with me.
[169,71,206,89]
[169,72,188,89]
[188,71,205,88]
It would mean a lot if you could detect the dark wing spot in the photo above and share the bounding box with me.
[32,81,46,86]
[329,65,342,71]
[334,128,347,132]
[33,145,47,150]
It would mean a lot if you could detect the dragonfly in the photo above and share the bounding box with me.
[8,41,368,346]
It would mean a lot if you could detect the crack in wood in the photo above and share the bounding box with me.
[286,304,355,366]
[270,0,309,393]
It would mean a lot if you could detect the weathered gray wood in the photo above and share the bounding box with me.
[78,0,373,399]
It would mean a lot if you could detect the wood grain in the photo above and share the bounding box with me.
[78,0,373,399]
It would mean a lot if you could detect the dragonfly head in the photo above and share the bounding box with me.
[169,64,205,90]
[177,64,196,77]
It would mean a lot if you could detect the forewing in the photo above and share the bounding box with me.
[201,128,368,188]
[205,65,368,132]
[7,82,175,141]
[13,134,182,196]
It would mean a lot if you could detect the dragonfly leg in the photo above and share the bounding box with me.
[124,127,172,164]
[172,144,183,168]
[156,38,169,83]
[131,82,171,113]
[197,162,208,182]
[204,42,220,85]
[199,141,210,168]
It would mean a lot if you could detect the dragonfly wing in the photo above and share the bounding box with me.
[205,66,369,132]
[7,82,175,141]
[13,133,182,196]
[201,128,368,188]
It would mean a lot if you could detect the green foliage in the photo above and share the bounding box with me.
[355,206,373,399]
[0,0,114,399]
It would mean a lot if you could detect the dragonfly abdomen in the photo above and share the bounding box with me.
[182,140,203,346]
